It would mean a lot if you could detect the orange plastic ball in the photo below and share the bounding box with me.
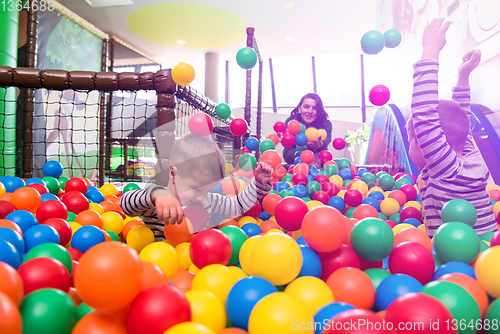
[294,163,310,175]
[262,193,282,215]
[353,204,379,220]
[266,133,280,145]
[221,177,241,195]
[74,242,144,312]
[10,187,41,213]
[273,165,287,180]
[326,267,375,310]
[259,150,282,169]
[0,291,22,334]
[164,217,194,246]
[0,219,23,237]
[75,210,103,229]
[300,150,315,164]
[302,206,347,253]
[394,227,432,252]
[100,201,118,212]
[122,219,145,239]
[437,273,489,317]
[304,127,319,141]
[71,311,127,334]
[0,262,24,306]
[259,220,281,233]
[141,261,169,291]
[169,269,196,293]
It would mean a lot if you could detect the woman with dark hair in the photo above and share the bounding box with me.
[283,93,333,165]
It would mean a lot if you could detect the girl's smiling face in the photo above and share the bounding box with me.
[299,98,317,125]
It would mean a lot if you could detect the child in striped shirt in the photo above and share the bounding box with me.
[407,18,497,237]
[120,133,273,241]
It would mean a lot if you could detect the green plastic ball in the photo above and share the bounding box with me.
[215,103,231,120]
[350,218,395,261]
[220,225,248,265]
[123,183,140,193]
[259,139,275,153]
[480,231,495,242]
[360,30,385,55]
[306,181,321,198]
[361,172,376,187]
[421,281,481,334]
[378,174,395,191]
[57,176,69,191]
[299,123,306,134]
[106,231,121,242]
[301,197,311,203]
[395,177,411,189]
[378,212,388,220]
[485,297,500,334]
[67,212,77,222]
[343,179,351,187]
[42,176,60,195]
[295,145,307,152]
[384,29,402,48]
[376,171,388,179]
[389,213,401,224]
[364,268,391,291]
[20,289,77,334]
[345,207,355,219]
[236,47,257,70]
[325,165,338,177]
[434,222,480,264]
[23,243,73,274]
[337,158,351,170]
[76,302,94,320]
[480,240,490,253]
[490,198,496,206]
[281,174,293,182]
[268,190,279,195]
[278,190,295,198]
[333,159,341,165]
[441,199,477,227]
[433,254,444,272]
[237,154,257,172]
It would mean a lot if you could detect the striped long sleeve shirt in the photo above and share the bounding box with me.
[120,179,272,241]
[412,59,497,236]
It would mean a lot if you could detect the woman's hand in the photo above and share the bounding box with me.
[306,135,323,150]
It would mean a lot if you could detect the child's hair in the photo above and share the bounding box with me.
[290,93,329,127]
[168,133,226,186]
[407,100,470,152]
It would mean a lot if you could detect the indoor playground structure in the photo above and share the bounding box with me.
[2,1,500,334]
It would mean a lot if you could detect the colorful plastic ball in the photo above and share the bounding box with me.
[84,189,104,204]
[399,206,422,223]
[384,29,402,48]
[251,233,302,286]
[394,227,431,252]
[245,137,259,151]
[380,198,400,217]
[327,196,345,212]
[378,174,395,191]
[360,30,385,55]
[257,140,275,154]
[42,161,64,178]
[139,242,178,280]
[364,268,391,293]
[438,273,489,317]
[388,189,406,207]
[126,284,190,334]
[287,120,302,135]
[332,137,346,150]
[385,293,456,334]
[248,292,313,334]
[294,133,308,146]
[99,184,118,197]
[39,177,59,195]
[343,188,363,207]
[20,288,77,334]
[279,132,294,147]
[0,239,20,268]
[237,154,257,172]
[36,200,68,224]
[126,225,154,253]
[171,62,195,85]
[226,276,277,330]
[192,264,238,303]
[230,118,249,137]
[62,191,89,215]
[0,201,16,220]
[302,206,347,253]
[183,290,225,332]
[23,242,72,274]
[0,288,22,334]
[369,84,390,106]
[71,225,105,253]
[350,218,394,261]
[0,261,24,306]
[18,257,71,295]
[297,245,321,279]
[338,168,353,180]
[318,244,360,281]
[312,190,329,205]
[434,222,480,264]
[262,193,281,215]
[314,302,355,334]
[188,113,213,136]
[421,280,481,334]
[215,103,231,120]
[236,47,257,70]
[375,273,423,311]
[71,311,127,334]
[274,197,308,232]
[298,150,314,165]
[291,172,308,186]
[273,121,286,133]
[217,226,246,265]
[24,224,60,253]
[0,226,24,255]
[75,210,103,229]
[285,276,334,315]
[304,127,319,142]
[0,176,26,193]
[63,178,87,194]
[10,187,41,213]
[441,199,477,227]
[475,246,500,298]
[326,267,375,310]
[389,242,435,284]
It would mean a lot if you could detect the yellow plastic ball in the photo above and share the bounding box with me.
[228,265,247,280]
[486,184,500,192]
[330,175,344,188]
[88,203,104,215]
[285,181,293,187]
[417,224,427,234]
[140,241,179,278]
[68,221,82,247]
[185,290,226,332]
[251,233,302,286]
[380,198,400,217]
[255,218,263,225]
[266,229,284,234]
[175,242,192,270]
[237,179,247,191]
[124,216,141,224]
[189,263,200,274]
[100,183,118,197]
[284,276,335,315]
[239,235,262,276]
[475,246,500,298]
[248,292,314,334]
[224,163,233,175]
[403,201,422,211]
[238,216,257,227]
[414,184,420,194]
[306,200,324,210]
[126,225,155,253]
[171,62,196,86]
[482,240,490,247]
[0,182,5,195]
[383,191,391,198]
[318,129,327,141]
[164,322,216,334]
[367,186,384,195]
[191,264,238,303]
[350,180,368,196]
[392,223,415,235]
[493,201,500,217]
[337,190,347,199]
[304,127,319,141]
[101,211,124,235]
[269,216,276,222]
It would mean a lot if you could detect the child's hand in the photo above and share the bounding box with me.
[458,49,481,77]
[152,189,184,225]
[254,161,273,185]
[306,135,323,150]
[422,18,451,60]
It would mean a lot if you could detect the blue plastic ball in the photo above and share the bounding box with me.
[24,225,60,253]
[402,218,422,227]
[0,239,20,268]
[71,225,105,253]
[314,302,356,334]
[328,196,345,212]
[338,168,353,180]
[376,273,423,310]
[294,157,302,165]
[401,175,416,185]
[42,160,64,178]
[361,197,381,211]
[226,276,278,330]
[296,236,310,248]
[211,183,223,194]
[245,137,259,151]
[356,168,370,177]
[25,178,46,186]
[274,181,291,192]
[85,190,105,204]
[0,227,25,254]
[368,190,385,201]
[306,175,314,183]
[85,186,99,193]
[309,166,319,178]
[5,210,38,233]
[433,261,476,280]
[295,133,308,146]
[241,222,262,237]
[292,185,308,198]
[41,193,60,202]
[298,245,322,278]
[0,176,26,193]
[360,30,385,55]
[384,29,402,48]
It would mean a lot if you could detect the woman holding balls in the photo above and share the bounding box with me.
[282,93,332,165]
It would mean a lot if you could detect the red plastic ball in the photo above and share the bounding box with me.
[400,206,422,222]
[369,84,390,106]
[27,183,49,195]
[300,150,315,164]
[243,202,262,218]
[64,177,88,194]
[344,189,363,207]
[388,189,407,207]
[399,184,417,201]
[230,118,248,137]
[359,258,383,271]
[189,229,232,268]
[259,150,282,169]
[312,190,330,204]
[274,197,309,231]
[281,132,295,147]
[314,174,330,185]
[318,150,333,164]
[353,204,379,220]
[332,137,346,150]
[287,165,295,174]
[66,247,83,262]
[274,121,286,133]
[40,218,72,246]
[126,284,191,334]
[287,120,301,135]
[188,113,214,136]
[385,293,456,334]
[393,172,405,180]
[241,147,251,154]
[318,244,361,281]
[322,182,339,197]
[292,173,308,186]
[294,163,310,175]
[36,200,69,223]
[302,206,347,253]
[388,242,435,284]
[62,191,90,214]
[266,133,280,145]
[272,165,287,180]
[489,189,500,202]
[18,257,71,295]
[324,309,391,334]
[490,231,500,247]
[0,200,16,219]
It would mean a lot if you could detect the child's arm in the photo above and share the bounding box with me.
[209,161,273,218]
[453,50,481,154]
[151,188,184,225]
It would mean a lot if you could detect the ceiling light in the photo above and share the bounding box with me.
[285,37,295,42]
[283,2,294,8]
[176,40,186,45]
[84,0,133,7]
